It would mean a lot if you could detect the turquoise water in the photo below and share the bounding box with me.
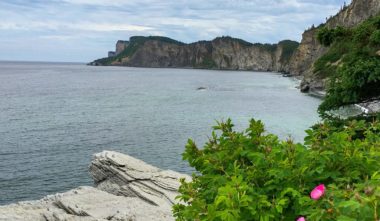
[0,61,321,205]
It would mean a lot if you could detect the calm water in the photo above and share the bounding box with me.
[0,61,321,205]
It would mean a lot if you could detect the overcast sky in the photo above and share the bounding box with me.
[0,0,350,62]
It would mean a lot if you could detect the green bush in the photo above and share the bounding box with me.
[216,36,254,47]
[317,27,336,47]
[173,119,380,221]
[315,15,380,115]
[318,56,380,115]
[197,57,217,69]
[353,23,374,43]
[317,26,349,47]
[370,30,380,45]
[278,40,300,63]
[373,17,380,29]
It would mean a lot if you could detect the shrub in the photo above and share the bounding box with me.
[278,40,300,63]
[197,57,217,69]
[319,57,380,114]
[173,119,380,221]
[353,23,374,43]
[316,15,380,115]
[370,30,380,45]
[317,27,336,47]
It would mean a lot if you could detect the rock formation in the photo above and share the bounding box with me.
[0,151,191,221]
[90,151,191,209]
[89,0,380,94]
[91,36,299,73]
[116,41,129,56]
[288,0,380,92]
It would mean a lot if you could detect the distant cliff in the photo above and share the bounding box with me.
[90,0,380,94]
[90,36,299,73]
[288,0,380,92]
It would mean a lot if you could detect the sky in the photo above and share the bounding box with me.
[0,0,351,62]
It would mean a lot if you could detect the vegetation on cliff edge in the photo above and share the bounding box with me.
[93,36,299,68]
[94,36,185,65]
[314,16,380,115]
[278,40,300,64]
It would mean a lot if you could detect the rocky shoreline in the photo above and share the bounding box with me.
[0,151,191,221]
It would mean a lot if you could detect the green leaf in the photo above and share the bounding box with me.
[338,200,361,210]
[337,215,357,221]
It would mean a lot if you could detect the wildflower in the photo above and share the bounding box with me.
[310,184,326,200]
[296,216,306,221]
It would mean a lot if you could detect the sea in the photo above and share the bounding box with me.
[0,61,321,205]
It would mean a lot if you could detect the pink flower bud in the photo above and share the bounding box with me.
[310,184,326,200]
[296,216,306,221]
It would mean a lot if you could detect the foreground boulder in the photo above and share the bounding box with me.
[90,151,191,210]
[0,151,191,221]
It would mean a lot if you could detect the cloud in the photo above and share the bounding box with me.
[73,23,153,32]
[60,0,129,6]
[0,0,350,62]
[39,35,81,41]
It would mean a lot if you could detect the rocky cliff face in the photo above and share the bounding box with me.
[116,40,129,55]
[0,151,190,221]
[288,0,380,92]
[92,36,299,73]
[90,0,380,94]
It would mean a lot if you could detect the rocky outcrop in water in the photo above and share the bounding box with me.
[0,151,190,221]
[288,0,380,92]
[91,36,299,73]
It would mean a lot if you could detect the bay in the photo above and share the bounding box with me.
[0,61,320,205]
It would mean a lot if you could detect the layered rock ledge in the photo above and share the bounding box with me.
[0,151,191,221]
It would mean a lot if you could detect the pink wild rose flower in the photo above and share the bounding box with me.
[296,216,306,221]
[310,184,326,200]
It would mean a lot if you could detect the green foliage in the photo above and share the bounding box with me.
[315,16,380,115]
[253,43,277,53]
[370,30,380,45]
[197,57,217,69]
[319,57,380,114]
[353,22,374,43]
[313,40,353,77]
[317,27,336,47]
[173,16,380,221]
[317,26,350,47]
[94,35,299,68]
[278,40,300,63]
[173,119,380,220]
[129,36,185,45]
[252,40,299,64]
[93,56,116,66]
[214,36,254,47]
[116,36,185,62]
[94,36,185,65]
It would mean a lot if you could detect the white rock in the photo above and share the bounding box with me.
[90,151,191,210]
[0,151,191,221]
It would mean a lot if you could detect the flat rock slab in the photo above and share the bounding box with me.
[0,186,174,221]
[89,151,191,209]
[1,151,191,221]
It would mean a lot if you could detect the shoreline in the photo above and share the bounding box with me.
[0,151,190,221]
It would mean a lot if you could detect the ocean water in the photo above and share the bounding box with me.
[0,61,321,205]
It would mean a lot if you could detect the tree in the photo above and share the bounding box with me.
[316,16,380,116]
